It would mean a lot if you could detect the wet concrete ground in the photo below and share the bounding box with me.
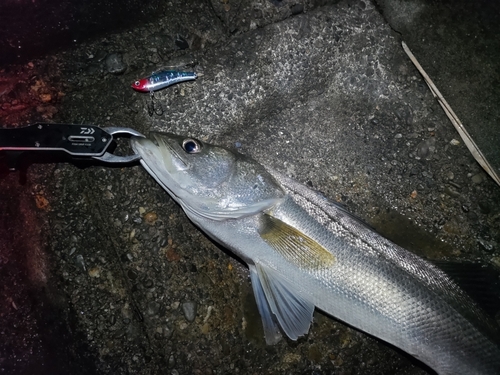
[1,0,500,374]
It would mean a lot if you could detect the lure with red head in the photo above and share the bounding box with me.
[132,78,150,92]
[131,70,197,93]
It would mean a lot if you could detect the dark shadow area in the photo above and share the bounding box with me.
[0,172,99,374]
[0,0,172,66]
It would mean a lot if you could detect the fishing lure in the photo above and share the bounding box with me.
[131,70,197,93]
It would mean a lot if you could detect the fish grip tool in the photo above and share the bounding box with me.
[0,123,145,170]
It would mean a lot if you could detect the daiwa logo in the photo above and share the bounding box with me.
[80,127,95,135]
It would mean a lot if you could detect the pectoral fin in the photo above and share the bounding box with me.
[254,263,314,341]
[249,265,282,345]
[259,213,335,270]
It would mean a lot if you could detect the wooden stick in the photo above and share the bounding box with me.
[402,41,500,187]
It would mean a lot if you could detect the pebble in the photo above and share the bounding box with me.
[88,267,101,278]
[471,173,484,184]
[144,211,158,224]
[478,238,495,252]
[147,301,160,316]
[127,269,138,280]
[444,187,460,198]
[416,138,436,160]
[75,254,86,272]
[105,53,127,74]
[168,354,176,367]
[182,301,197,322]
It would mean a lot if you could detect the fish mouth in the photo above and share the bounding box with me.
[130,134,183,201]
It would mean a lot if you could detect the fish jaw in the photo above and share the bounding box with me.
[131,132,285,221]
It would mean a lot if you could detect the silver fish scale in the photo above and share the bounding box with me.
[267,170,500,375]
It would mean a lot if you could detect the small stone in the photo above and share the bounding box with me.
[491,256,500,269]
[168,355,176,367]
[144,211,158,224]
[88,267,101,278]
[105,53,127,74]
[75,254,86,272]
[416,138,436,160]
[40,93,52,102]
[471,173,484,184]
[444,187,460,198]
[182,301,197,322]
[147,301,160,316]
[165,245,181,262]
[478,238,495,252]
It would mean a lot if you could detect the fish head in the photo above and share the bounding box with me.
[131,78,149,92]
[131,132,285,221]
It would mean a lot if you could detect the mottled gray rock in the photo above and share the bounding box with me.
[181,301,197,322]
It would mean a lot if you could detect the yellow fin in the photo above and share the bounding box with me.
[259,214,335,269]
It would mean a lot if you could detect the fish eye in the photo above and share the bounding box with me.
[134,81,140,86]
[182,138,202,154]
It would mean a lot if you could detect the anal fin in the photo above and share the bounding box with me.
[249,265,282,345]
[255,263,314,341]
